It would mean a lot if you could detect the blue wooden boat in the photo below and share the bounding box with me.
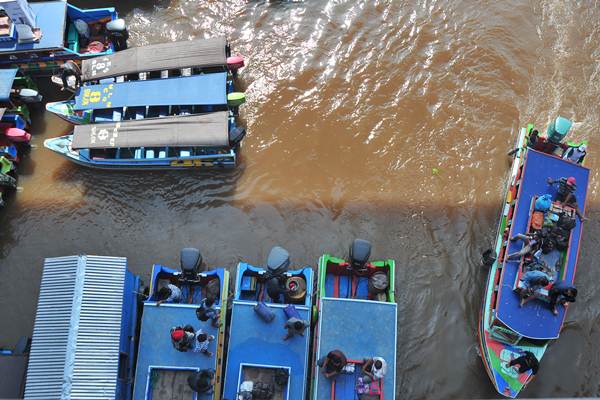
[222,247,313,399]
[479,119,590,397]
[24,255,141,400]
[311,240,397,400]
[133,248,229,400]
[43,111,246,169]
[0,0,127,76]
[45,71,241,125]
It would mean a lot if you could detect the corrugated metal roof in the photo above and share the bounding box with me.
[24,255,127,400]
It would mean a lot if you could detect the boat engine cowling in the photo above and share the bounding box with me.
[266,246,290,275]
[180,247,202,279]
[349,239,371,270]
[547,116,572,144]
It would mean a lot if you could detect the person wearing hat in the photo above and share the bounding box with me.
[547,176,586,221]
[563,143,587,164]
[170,325,195,352]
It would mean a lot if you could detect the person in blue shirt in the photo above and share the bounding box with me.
[517,270,550,307]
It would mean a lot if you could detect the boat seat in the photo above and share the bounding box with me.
[180,150,191,157]
[158,150,166,158]
[134,148,143,159]
[67,23,79,52]
[146,150,155,159]
[99,78,114,84]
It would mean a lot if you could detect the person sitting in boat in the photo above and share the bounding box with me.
[170,325,196,352]
[562,143,587,164]
[196,297,220,328]
[548,280,577,315]
[547,176,586,221]
[508,351,539,375]
[156,283,182,306]
[506,232,543,261]
[187,369,215,394]
[517,270,550,307]
[283,317,310,340]
[317,349,348,379]
[508,129,540,156]
[192,330,215,357]
[361,357,387,383]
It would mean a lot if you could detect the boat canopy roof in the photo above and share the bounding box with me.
[81,37,228,81]
[496,149,589,340]
[71,112,229,150]
[0,2,67,54]
[0,68,18,101]
[73,72,227,110]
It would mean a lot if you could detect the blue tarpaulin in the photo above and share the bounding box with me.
[0,68,18,101]
[73,72,227,111]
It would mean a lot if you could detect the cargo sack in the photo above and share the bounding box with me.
[558,213,577,231]
[531,211,544,231]
[283,304,301,320]
[254,301,275,323]
[535,194,552,212]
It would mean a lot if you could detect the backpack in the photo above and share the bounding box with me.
[534,194,552,212]
[557,213,577,231]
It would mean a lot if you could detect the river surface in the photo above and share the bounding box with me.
[1,0,599,398]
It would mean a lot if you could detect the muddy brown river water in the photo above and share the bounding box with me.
[1,0,600,398]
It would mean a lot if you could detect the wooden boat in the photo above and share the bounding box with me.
[222,247,313,399]
[479,121,590,398]
[0,1,127,76]
[44,111,246,169]
[311,239,397,400]
[133,248,229,400]
[77,36,244,85]
[45,71,243,125]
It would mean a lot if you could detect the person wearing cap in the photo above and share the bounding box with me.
[563,144,587,164]
[170,325,196,352]
[547,176,586,221]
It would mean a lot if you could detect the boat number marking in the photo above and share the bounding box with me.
[81,84,114,107]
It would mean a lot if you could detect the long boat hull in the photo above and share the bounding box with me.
[479,126,589,397]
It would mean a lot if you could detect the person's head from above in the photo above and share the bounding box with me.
[197,333,208,343]
[541,240,555,254]
[374,359,383,369]
[157,286,172,301]
[293,321,304,331]
[329,351,344,365]
[538,276,550,287]
[171,329,184,342]
[566,176,576,186]
[565,287,578,298]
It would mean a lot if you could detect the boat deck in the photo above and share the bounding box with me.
[133,304,221,400]
[313,297,397,400]
[222,300,311,399]
[496,149,589,339]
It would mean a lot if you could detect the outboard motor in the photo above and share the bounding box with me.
[349,239,371,272]
[106,18,128,51]
[180,247,202,280]
[266,246,290,276]
[229,127,246,147]
[547,116,572,144]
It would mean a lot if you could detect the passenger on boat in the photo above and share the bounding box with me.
[563,144,586,164]
[317,349,348,379]
[282,317,310,340]
[517,270,550,307]
[196,297,221,328]
[547,176,586,221]
[192,330,215,357]
[361,357,387,382]
[548,280,577,316]
[59,61,82,91]
[508,130,540,156]
[266,276,289,304]
[508,351,539,375]
[506,233,543,261]
[156,283,182,306]
[170,325,196,352]
[187,369,215,394]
